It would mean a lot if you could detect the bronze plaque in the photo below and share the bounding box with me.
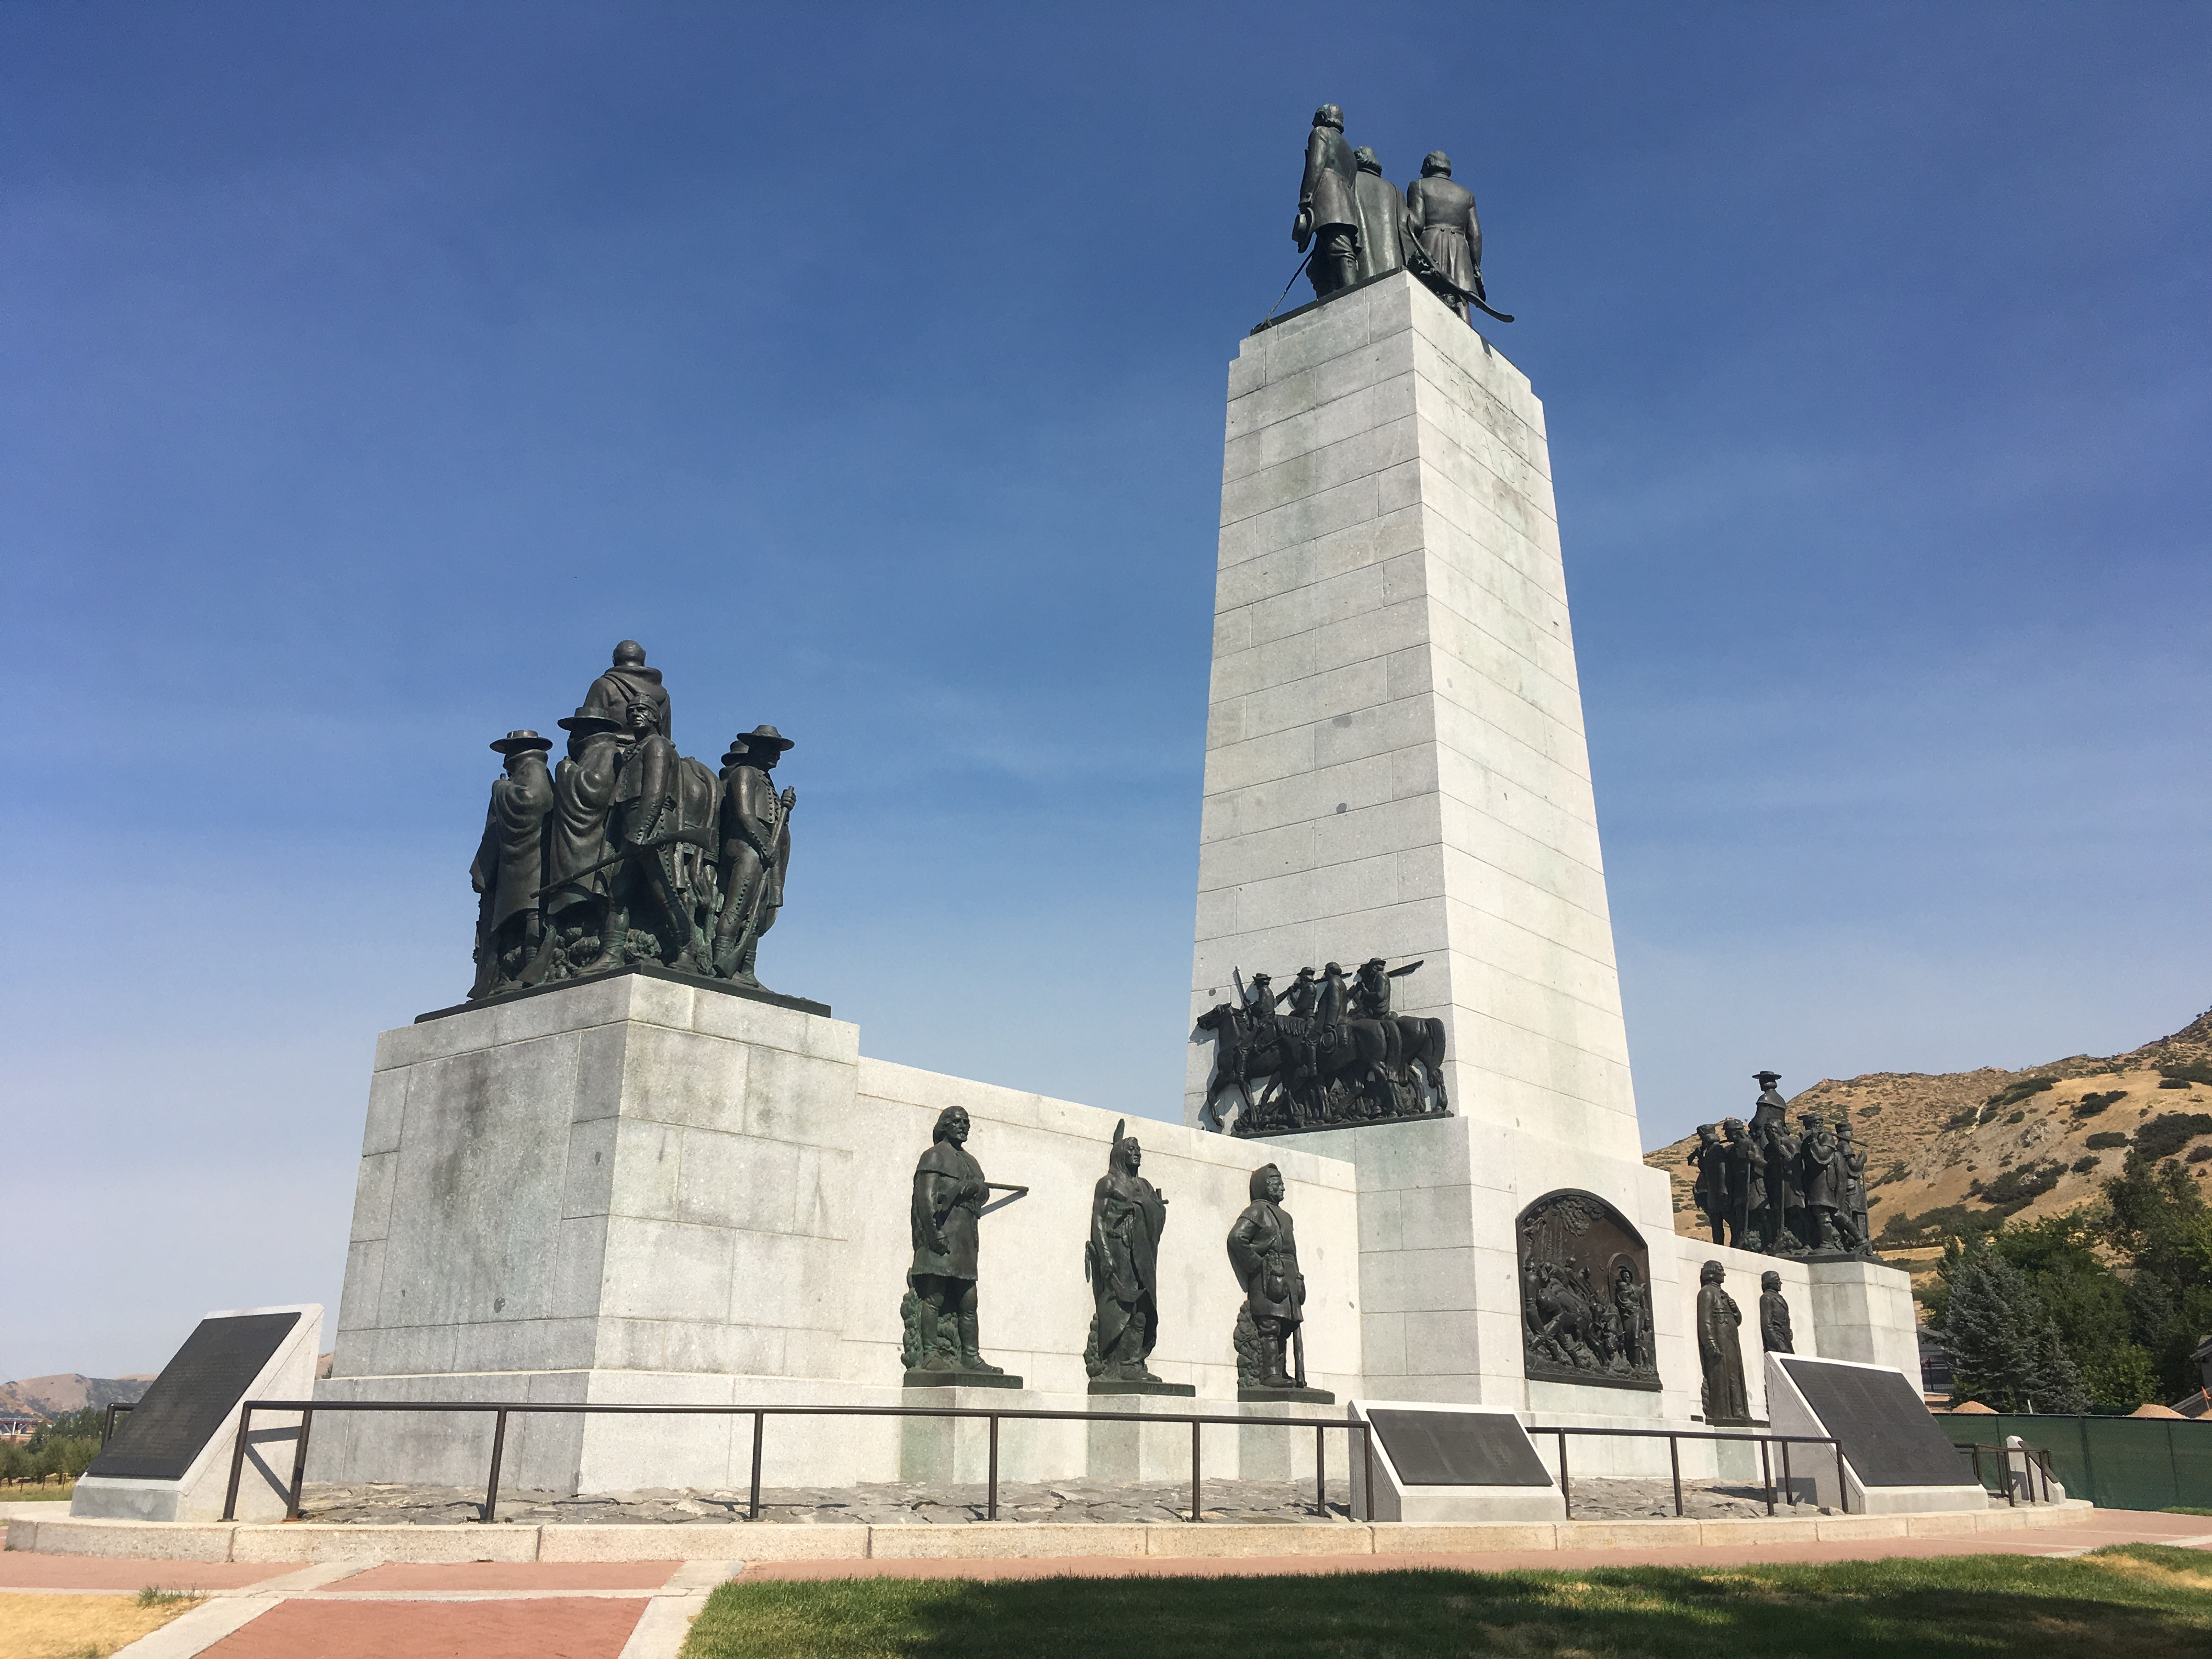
[1519,1189,1661,1392]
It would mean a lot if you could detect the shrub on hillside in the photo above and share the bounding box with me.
[1985,1077,2059,1111]
[1980,1161,2065,1214]
[1944,1108,1980,1130]
[2074,1092,2126,1118]
[2086,1131,2129,1150]
[2135,1113,2212,1161]
[2072,1155,2102,1173]
[2161,1063,2212,1087]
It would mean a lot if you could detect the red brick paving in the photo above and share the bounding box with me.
[0,1556,303,1591]
[197,1596,648,1658]
[336,1560,679,1592]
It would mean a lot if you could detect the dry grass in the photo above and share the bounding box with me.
[0,1590,203,1659]
[0,1482,78,1504]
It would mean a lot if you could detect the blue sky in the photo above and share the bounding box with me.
[3,3,2206,1379]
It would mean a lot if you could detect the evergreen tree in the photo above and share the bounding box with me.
[1938,1239,2089,1411]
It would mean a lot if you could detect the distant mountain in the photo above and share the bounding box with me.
[1644,1006,2212,1297]
[0,1373,156,1421]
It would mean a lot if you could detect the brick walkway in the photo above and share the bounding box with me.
[3,1509,2208,1656]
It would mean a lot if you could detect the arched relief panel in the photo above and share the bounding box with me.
[1518,1189,1662,1392]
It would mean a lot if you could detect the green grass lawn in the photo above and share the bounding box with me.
[681,1545,2212,1658]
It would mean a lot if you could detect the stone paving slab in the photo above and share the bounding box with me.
[0,1556,300,1592]
[338,1561,681,1592]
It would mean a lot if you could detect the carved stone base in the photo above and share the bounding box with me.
[904,1370,1024,1390]
[1238,1385,1335,1404]
[1087,1379,1197,1397]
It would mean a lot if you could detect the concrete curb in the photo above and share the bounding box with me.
[8,1503,2094,1564]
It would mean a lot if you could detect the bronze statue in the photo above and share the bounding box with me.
[1796,1112,1850,1252]
[1759,1115,1804,1255]
[1721,1118,1763,1250]
[1228,1164,1308,1391]
[1200,955,1446,1136]
[1696,1260,1751,1425]
[469,731,556,999]
[902,1107,1015,1383]
[1613,1263,1651,1371]
[1294,104,1361,298]
[712,726,795,988]
[1688,1124,1727,1244]
[1759,1269,1795,1353]
[1837,1121,1871,1247]
[1518,1190,1661,1389]
[579,639,670,740]
[1084,1121,1169,1385]
[1351,146,1409,282]
[464,646,805,997]
[1404,151,1483,321]
[543,707,628,975]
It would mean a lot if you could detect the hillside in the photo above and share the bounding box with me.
[0,1373,155,1421]
[1644,1006,2212,1299]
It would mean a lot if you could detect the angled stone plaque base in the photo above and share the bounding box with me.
[1347,1398,1564,1523]
[73,1304,323,1523]
[1765,1353,1987,1515]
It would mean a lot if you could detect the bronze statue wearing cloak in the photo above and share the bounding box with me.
[469,731,556,999]
[1084,1121,1169,1385]
[1351,146,1410,282]
[579,640,671,740]
[544,706,628,972]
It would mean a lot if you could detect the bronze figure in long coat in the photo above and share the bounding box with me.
[712,725,795,986]
[544,708,627,967]
[469,731,555,998]
[1351,147,1410,281]
[1696,1260,1751,1424]
[1086,1122,1169,1382]
[1404,152,1482,319]
[1295,104,1361,297]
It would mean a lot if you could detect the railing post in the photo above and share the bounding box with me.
[1669,1434,1683,1517]
[1760,1438,1774,1515]
[1833,1440,1847,1513]
[222,1404,253,1522]
[1315,1424,1326,1516]
[2004,1442,2017,1507]
[1558,1430,1571,1520]
[1781,1440,1793,1510]
[749,1411,765,1521]
[1362,1423,1375,1522]
[285,1409,314,1520]
[482,1409,508,1525]
[1189,1419,1202,1522]
[988,1415,1000,1522]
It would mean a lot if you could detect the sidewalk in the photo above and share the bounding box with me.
[2,1508,2205,1657]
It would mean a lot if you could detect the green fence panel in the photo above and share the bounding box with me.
[1943,1414,2212,1511]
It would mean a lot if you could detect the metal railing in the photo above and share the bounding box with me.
[1959,1440,2057,1506]
[221,1399,1375,1526]
[1525,1425,1843,1519]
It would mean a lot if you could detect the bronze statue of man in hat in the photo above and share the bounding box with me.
[712,725,795,988]
[543,703,629,974]
[1404,151,1483,320]
[469,730,555,999]
[902,1106,1019,1384]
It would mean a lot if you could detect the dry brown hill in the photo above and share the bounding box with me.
[1644,1006,2212,1299]
[0,1373,155,1421]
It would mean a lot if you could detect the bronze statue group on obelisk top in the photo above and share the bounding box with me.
[1293,103,1504,323]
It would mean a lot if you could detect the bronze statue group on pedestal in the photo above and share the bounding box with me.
[465,642,795,1001]
[1687,1073,1879,1260]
